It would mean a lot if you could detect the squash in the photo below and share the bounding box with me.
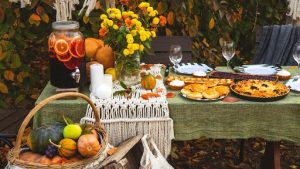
[95,44,114,69]
[141,74,156,90]
[77,134,101,157]
[27,122,64,154]
[50,138,77,158]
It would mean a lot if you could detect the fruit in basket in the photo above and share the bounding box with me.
[45,145,58,158]
[51,155,63,164]
[19,151,42,162]
[77,134,101,157]
[141,74,156,90]
[50,138,77,158]
[95,45,114,69]
[63,124,82,140]
[37,155,52,164]
[27,123,64,154]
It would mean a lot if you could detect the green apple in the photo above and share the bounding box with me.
[63,124,82,140]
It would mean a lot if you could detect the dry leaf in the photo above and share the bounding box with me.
[83,15,89,24]
[0,81,8,94]
[166,28,172,36]
[157,2,163,14]
[29,13,41,26]
[209,18,215,30]
[167,11,174,25]
[4,70,14,81]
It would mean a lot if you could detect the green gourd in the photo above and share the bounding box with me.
[27,122,64,154]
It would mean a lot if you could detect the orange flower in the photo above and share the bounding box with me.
[119,0,128,5]
[125,18,132,28]
[99,28,107,37]
[159,16,167,26]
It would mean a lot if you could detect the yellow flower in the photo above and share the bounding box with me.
[149,11,157,17]
[131,19,137,25]
[110,13,116,19]
[139,44,144,51]
[131,30,137,36]
[122,11,128,18]
[131,14,139,19]
[140,35,147,41]
[115,13,122,20]
[107,8,112,13]
[128,11,134,16]
[135,21,142,28]
[127,43,133,50]
[123,49,130,56]
[113,24,119,30]
[129,48,134,54]
[138,2,146,8]
[133,43,139,50]
[147,7,153,13]
[152,17,159,25]
[151,31,156,38]
[101,22,106,28]
[146,31,151,38]
[126,34,133,40]
[127,38,134,44]
[100,14,107,20]
[107,20,113,26]
[144,2,150,7]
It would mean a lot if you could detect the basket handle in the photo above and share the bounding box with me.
[13,92,102,158]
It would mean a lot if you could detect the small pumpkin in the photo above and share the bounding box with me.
[50,138,77,158]
[77,134,101,157]
[141,74,156,90]
[27,122,64,154]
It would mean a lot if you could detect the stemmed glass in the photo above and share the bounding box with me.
[222,41,235,71]
[169,45,183,73]
[293,43,300,78]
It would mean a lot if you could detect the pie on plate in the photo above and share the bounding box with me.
[230,80,289,101]
[181,84,230,101]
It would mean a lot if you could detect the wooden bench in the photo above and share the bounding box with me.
[141,36,193,64]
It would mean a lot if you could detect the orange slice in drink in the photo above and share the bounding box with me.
[70,37,85,58]
[54,39,69,56]
[57,53,72,62]
[64,57,83,70]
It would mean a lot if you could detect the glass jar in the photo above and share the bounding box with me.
[48,21,86,88]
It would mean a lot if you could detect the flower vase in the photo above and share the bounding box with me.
[115,52,141,86]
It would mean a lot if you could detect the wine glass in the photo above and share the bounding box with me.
[169,45,183,72]
[222,41,235,71]
[293,43,300,78]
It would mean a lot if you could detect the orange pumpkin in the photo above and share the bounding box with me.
[95,44,114,69]
[141,74,156,90]
[77,134,101,157]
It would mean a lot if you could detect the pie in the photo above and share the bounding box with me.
[166,75,233,86]
[231,80,289,98]
[181,84,230,100]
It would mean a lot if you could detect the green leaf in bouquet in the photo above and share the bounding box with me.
[120,81,128,89]
[113,90,126,96]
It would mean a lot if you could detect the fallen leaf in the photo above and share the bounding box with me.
[4,70,14,81]
[107,147,118,156]
[222,97,240,102]
[0,81,8,94]
[209,18,215,30]
[166,92,175,98]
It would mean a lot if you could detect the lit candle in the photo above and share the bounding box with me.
[90,64,104,93]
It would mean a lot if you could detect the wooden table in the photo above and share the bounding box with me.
[33,66,300,169]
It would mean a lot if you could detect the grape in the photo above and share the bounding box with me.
[45,145,58,158]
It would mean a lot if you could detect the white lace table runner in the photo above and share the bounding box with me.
[81,64,174,157]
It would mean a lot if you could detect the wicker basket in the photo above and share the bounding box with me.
[7,92,108,169]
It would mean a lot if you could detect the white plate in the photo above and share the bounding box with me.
[173,63,213,75]
[286,78,300,92]
[181,93,226,101]
[235,64,281,76]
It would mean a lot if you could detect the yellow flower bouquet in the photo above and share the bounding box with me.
[99,2,166,85]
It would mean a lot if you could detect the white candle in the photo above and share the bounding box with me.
[90,64,104,93]
[103,74,113,90]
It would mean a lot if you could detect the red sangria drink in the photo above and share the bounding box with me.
[49,21,86,88]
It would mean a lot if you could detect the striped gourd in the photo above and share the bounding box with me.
[50,138,77,158]
[141,74,156,90]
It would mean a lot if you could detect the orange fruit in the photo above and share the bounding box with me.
[95,45,114,69]
[54,39,69,56]
[57,53,72,62]
[85,38,103,58]
[70,37,85,58]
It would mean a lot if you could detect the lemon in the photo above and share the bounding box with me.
[105,68,116,81]
[63,124,82,140]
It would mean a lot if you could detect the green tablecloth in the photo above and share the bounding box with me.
[34,67,300,143]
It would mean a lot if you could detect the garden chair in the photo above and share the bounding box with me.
[253,25,299,66]
[141,36,193,65]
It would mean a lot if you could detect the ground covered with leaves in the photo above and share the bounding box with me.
[168,138,300,169]
[1,138,299,168]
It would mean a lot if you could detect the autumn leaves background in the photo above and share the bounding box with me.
[0,0,288,108]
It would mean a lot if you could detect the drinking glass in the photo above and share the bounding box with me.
[169,45,183,72]
[222,41,235,71]
[293,43,300,78]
